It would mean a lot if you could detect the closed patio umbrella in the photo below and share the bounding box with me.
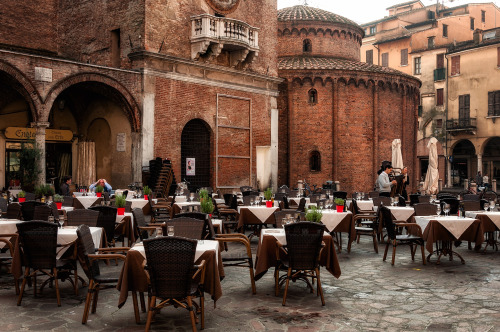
[391,139,404,174]
[423,137,439,194]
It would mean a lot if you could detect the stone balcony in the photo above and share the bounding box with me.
[191,14,259,67]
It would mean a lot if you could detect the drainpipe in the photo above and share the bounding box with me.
[445,53,450,187]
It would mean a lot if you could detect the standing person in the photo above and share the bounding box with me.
[89,178,112,193]
[476,171,483,186]
[60,175,72,196]
[378,164,397,197]
[483,173,489,191]
[401,166,409,200]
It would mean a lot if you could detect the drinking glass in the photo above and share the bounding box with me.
[436,204,441,216]
[58,216,65,228]
[483,202,489,213]
[489,201,496,211]
[156,227,163,237]
[443,203,450,217]
[167,225,175,236]
[48,216,54,223]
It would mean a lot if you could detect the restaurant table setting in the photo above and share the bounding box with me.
[126,198,151,215]
[171,201,201,217]
[74,196,101,209]
[288,197,310,206]
[254,228,341,281]
[347,199,374,211]
[0,219,22,249]
[236,206,279,229]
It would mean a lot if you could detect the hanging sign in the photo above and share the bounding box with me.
[5,127,73,141]
[186,158,196,176]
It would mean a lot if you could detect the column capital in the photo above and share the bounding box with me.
[30,121,50,129]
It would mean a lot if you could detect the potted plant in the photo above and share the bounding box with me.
[143,185,152,200]
[115,194,127,215]
[305,206,323,223]
[18,191,26,203]
[34,184,47,202]
[264,188,273,208]
[45,184,55,201]
[200,196,214,216]
[53,194,64,209]
[198,188,209,200]
[95,185,104,197]
[334,198,345,213]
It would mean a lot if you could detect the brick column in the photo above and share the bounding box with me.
[30,121,50,185]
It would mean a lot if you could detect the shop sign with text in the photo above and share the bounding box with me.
[5,127,73,141]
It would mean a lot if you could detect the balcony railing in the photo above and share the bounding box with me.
[434,67,445,81]
[191,14,259,64]
[446,118,477,132]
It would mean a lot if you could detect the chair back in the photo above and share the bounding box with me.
[0,197,7,212]
[372,196,391,208]
[20,201,46,221]
[33,204,52,221]
[76,224,100,280]
[296,198,306,212]
[413,203,437,216]
[89,205,118,242]
[63,196,74,207]
[309,193,322,203]
[274,192,287,202]
[49,202,60,219]
[332,191,347,200]
[289,190,299,198]
[174,212,214,240]
[243,195,259,206]
[144,237,197,299]
[163,217,205,239]
[284,222,325,270]
[24,192,36,201]
[409,194,420,206]
[223,194,238,210]
[67,209,99,227]
[379,206,397,240]
[6,203,21,219]
[418,195,431,203]
[240,186,253,194]
[462,200,480,211]
[278,185,290,194]
[463,194,480,201]
[440,198,459,215]
[398,195,406,206]
[437,193,456,200]
[17,221,58,270]
[132,208,150,240]
[482,191,498,202]
[181,204,200,212]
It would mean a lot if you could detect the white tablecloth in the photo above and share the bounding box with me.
[75,196,99,209]
[116,212,135,228]
[0,219,22,249]
[57,226,102,259]
[288,197,310,206]
[131,239,219,265]
[414,216,476,239]
[127,199,149,210]
[465,211,500,229]
[61,206,74,212]
[388,206,415,222]
[237,206,279,223]
[321,211,352,232]
[171,196,187,203]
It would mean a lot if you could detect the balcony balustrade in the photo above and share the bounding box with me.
[446,118,477,135]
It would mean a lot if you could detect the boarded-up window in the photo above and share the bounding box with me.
[436,89,444,106]
[382,53,389,67]
[401,49,408,66]
[488,91,500,117]
[451,55,460,75]
[459,94,470,119]
[436,54,445,69]
[366,50,373,64]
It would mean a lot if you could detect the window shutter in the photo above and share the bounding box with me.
[436,89,444,106]
[488,91,494,117]
[401,49,408,66]
[497,47,500,67]
[382,53,389,67]
[366,50,373,65]
[495,91,500,116]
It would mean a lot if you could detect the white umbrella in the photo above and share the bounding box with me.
[423,137,439,194]
[391,139,404,174]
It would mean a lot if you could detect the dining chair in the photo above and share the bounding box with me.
[132,207,163,241]
[0,197,8,215]
[461,200,480,212]
[173,212,215,240]
[275,222,326,306]
[33,205,53,221]
[143,236,206,332]
[67,209,99,227]
[351,199,378,253]
[89,206,118,246]
[162,217,205,240]
[413,203,438,216]
[5,203,21,219]
[20,201,46,221]
[62,196,74,207]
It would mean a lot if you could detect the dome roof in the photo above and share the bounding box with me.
[278,5,361,29]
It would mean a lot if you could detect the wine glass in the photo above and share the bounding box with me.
[436,204,441,217]
[443,203,450,217]
[489,200,496,212]
[190,193,195,202]
[483,202,489,213]
[167,225,175,236]
[58,216,65,228]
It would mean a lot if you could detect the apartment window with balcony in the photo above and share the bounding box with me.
[451,55,460,76]
[482,10,486,23]
[436,89,444,106]
[443,24,448,38]
[488,91,500,117]
[303,39,312,53]
[366,50,373,65]
[414,57,421,75]
[470,17,475,30]
[401,49,408,66]
[370,26,376,35]
[382,53,389,67]
[428,36,435,49]
[459,94,470,120]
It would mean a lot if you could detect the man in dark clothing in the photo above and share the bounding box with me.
[60,175,72,196]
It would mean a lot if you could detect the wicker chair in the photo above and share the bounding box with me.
[5,203,21,219]
[162,217,205,240]
[463,194,480,201]
[332,191,348,200]
[67,209,99,227]
[63,196,74,207]
[89,206,119,246]
[0,197,7,216]
[351,199,378,253]
[0,233,19,293]
[143,237,206,332]
[275,222,326,306]
[482,191,498,202]
[462,200,480,211]
[49,202,61,219]
[380,206,426,266]
[173,212,215,240]
[132,208,163,241]
[219,194,239,233]
[369,191,380,198]
[413,203,438,216]
[16,221,72,306]
[409,194,420,206]
[243,195,260,206]
[23,192,36,201]
[372,196,391,207]
[33,204,53,221]
[20,201,46,221]
[418,195,431,203]
[76,224,131,324]
[296,198,306,212]
[440,198,460,215]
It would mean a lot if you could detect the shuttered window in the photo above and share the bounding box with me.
[401,49,408,66]
[382,53,389,67]
[451,56,460,76]
[366,50,373,65]
[436,89,444,106]
[459,94,470,119]
[497,47,500,67]
[488,91,500,117]
[436,54,444,69]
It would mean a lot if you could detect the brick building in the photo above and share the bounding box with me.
[277,5,421,193]
[0,0,280,192]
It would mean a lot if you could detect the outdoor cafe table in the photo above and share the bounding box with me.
[171,201,201,217]
[346,199,374,211]
[254,228,341,281]
[74,196,101,209]
[0,219,22,249]
[117,239,224,316]
[465,211,500,249]
[413,216,483,263]
[320,210,355,252]
[236,206,279,230]
[126,198,151,215]
[116,212,137,245]
[288,197,310,206]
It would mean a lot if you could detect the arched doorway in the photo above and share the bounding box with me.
[451,140,476,187]
[483,137,500,183]
[181,119,211,191]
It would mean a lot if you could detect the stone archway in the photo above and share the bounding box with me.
[482,137,500,183]
[451,139,476,187]
[181,119,212,191]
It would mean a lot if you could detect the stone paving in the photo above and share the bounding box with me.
[1,236,499,331]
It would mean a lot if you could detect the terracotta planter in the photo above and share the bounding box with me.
[96,192,102,197]
[144,195,148,200]
[18,197,26,203]
[56,202,63,209]
[266,201,273,208]
[336,205,344,213]
[117,207,125,215]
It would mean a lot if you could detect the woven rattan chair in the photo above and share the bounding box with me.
[49,202,61,219]
[132,208,163,241]
[372,196,391,207]
[76,224,131,324]
[332,191,347,200]
[16,221,74,306]
[173,212,215,240]
[219,194,239,233]
[463,194,480,201]
[67,209,99,227]
[409,194,420,206]
[413,203,438,216]
[162,217,205,240]
[33,205,52,221]
[296,198,306,212]
[23,192,36,201]
[144,237,206,332]
[0,233,19,293]
[89,206,118,246]
[369,191,379,198]
[440,198,460,215]
[63,196,74,207]
[275,222,326,306]
[242,195,259,206]
[462,200,480,211]
[380,206,426,265]
[0,197,7,216]
[418,195,431,203]
[20,201,46,221]
[274,211,306,228]
[5,203,21,219]
[352,199,378,253]
[482,191,498,202]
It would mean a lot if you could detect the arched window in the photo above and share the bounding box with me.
[303,39,312,52]
[310,151,321,172]
[308,89,318,104]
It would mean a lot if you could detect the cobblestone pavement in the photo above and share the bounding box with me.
[1,236,499,331]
